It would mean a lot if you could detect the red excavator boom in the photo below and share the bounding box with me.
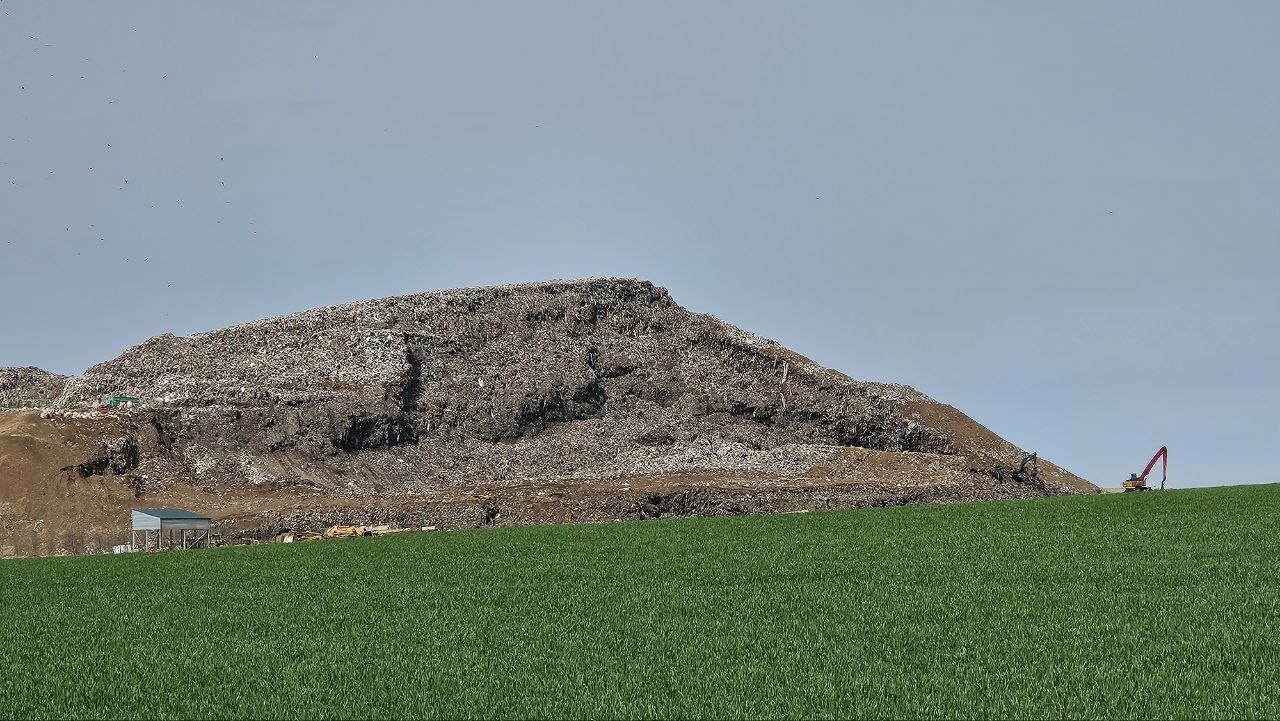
[1139,446,1168,490]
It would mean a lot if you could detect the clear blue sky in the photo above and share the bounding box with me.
[2,1,1277,487]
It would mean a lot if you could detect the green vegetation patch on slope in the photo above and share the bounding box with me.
[2,485,1278,720]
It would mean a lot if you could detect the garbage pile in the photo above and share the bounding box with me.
[45,278,995,496]
[0,367,68,408]
[1,277,1095,559]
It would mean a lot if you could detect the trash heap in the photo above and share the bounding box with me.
[0,367,68,408]
[2,277,1095,556]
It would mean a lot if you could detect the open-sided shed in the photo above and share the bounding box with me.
[131,508,212,551]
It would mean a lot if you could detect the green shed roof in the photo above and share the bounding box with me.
[133,508,210,520]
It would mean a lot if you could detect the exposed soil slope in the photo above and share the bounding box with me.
[1,278,1094,556]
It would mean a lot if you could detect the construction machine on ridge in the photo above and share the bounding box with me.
[1123,446,1168,492]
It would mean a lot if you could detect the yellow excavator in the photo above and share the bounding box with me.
[1122,446,1167,492]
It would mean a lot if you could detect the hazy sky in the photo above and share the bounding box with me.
[2,1,1277,487]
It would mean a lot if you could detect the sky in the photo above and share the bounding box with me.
[1,1,1277,488]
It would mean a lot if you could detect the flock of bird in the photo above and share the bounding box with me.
[4,23,257,271]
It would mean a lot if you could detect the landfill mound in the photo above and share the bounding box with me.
[1,278,1095,556]
[1,367,68,409]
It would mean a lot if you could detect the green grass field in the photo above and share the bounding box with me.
[3,485,1278,720]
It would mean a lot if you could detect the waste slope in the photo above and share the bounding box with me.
[2,484,1276,720]
[0,367,67,408]
[3,278,1094,555]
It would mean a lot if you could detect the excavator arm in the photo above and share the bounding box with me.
[1139,446,1168,490]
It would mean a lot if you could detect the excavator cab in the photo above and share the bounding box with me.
[1121,473,1149,492]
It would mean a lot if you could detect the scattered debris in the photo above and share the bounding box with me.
[323,525,367,538]
[272,524,432,544]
